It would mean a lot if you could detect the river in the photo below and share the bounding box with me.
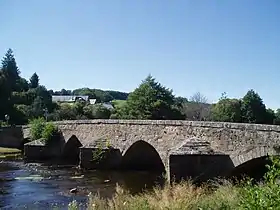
[0,160,164,209]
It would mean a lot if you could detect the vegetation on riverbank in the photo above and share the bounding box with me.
[68,156,280,210]
[29,118,60,144]
[0,147,21,159]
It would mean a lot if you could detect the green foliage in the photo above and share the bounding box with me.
[68,200,79,210]
[29,118,59,144]
[54,103,76,120]
[0,121,9,127]
[211,98,242,122]
[67,156,280,210]
[115,75,184,120]
[239,156,280,209]
[29,72,39,89]
[16,77,29,92]
[29,118,46,141]
[181,101,211,121]
[0,49,54,123]
[241,89,267,124]
[265,108,276,125]
[2,48,280,126]
[72,88,128,103]
[83,104,111,119]
[1,48,20,92]
[92,139,111,163]
[274,109,280,125]
[41,122,59,144]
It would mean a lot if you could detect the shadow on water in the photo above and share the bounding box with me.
[0,160,165,209]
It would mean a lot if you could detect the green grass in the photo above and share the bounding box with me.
[0,147,22,159]
[111,100,127,108]
[0,147,21,154]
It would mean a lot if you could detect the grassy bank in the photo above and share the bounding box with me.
[82,181,240,210]
[68,181,241,209]
[68,156,280,210]
[0,147,22,159]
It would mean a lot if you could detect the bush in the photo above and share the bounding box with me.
[41,122,59,144]
[29,118,46,140]
[239,156,280,209]
[0,121,9,127]
[29,118,60,144]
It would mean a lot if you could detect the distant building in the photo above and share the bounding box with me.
[52,95,89,103]
[89,99,97,105]
[52,95,115,110]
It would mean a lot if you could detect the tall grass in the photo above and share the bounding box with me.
[82,181,240,210]
[68,156,280,210]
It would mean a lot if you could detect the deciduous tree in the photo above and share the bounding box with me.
[241,90,267,124]
[116,75,184,120]
[210,98,242,122]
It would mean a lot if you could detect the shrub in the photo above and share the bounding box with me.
[29,118,60,144]
[29,118,46,140]
[41,122,59,145]
[239,156,280,209]
[0,121,8,127]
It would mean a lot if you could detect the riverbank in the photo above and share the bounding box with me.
[68,156,280,210]
[68,179,279,210]
[77,181,240,210]
[0,147,22,159]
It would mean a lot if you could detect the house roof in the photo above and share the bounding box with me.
[52,95,89,102]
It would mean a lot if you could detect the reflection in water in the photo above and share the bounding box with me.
[0,161,164,209]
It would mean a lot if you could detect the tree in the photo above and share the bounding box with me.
[29,72,39,88]
[16,77,29,92]
[0,71,9,119]
[210,98,242,122]
[1,48,20,91]
[188,92,209,120]
[265,108,276,125]
[116,75,184,120]
[83,104,111,119]
[174,96,188,109]
[190,92,207,104]
[274,109,280,125]
[241,90,267,124]
[30,96,46,118]
[56,103,77,120]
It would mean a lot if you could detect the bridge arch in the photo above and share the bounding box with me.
[62,135,83,164]
[231,146,278,167]
[121,140,165,173]
[230,146,279,180]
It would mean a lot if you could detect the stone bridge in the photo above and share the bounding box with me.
[3,119,280,182]
[53,120,280,182]
[0,126,25,149]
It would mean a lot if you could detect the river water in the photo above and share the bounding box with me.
[0,160,164,209]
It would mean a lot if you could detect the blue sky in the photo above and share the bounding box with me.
[1,1,280,109]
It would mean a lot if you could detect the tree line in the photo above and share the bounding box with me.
[1,48,280,125]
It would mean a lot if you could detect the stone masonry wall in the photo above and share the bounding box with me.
[54,120,280,168]
[0,126,24,148]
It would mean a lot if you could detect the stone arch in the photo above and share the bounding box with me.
[230,146,279,180]
[62,135,83,164]
[121,140,165,173]
[231,146,278,168]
